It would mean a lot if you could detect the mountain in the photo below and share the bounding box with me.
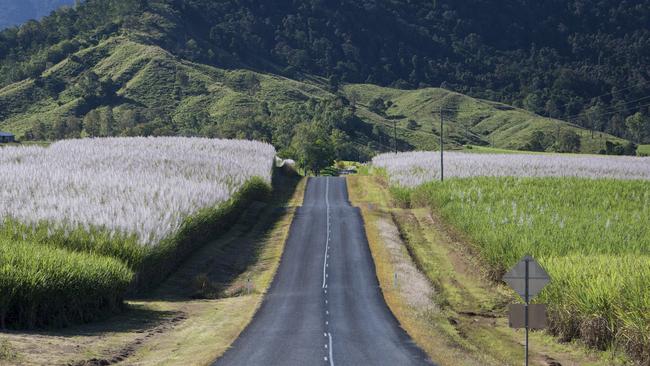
[0,0,641,157]
[0,0,76,29]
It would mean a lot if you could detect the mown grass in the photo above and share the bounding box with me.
[400,177,650,362]
[0,239,133,329]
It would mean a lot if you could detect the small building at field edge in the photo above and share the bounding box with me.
[0,132,15,143]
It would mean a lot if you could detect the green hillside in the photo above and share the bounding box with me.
[2,0,649,145]
[342,84,628,154]
[0,34,632,157]
[0,36,331,135]
[1,0,645,158]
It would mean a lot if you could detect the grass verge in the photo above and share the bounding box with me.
[407,177,650,363]
[347,173,627,366]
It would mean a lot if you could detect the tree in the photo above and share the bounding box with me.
[65,116,82,138]
[291,123,335,175]
[175,70,189,100]
[53,118,67,140]
[585,102,607,138]
[372,125,382,145]
[30,121,50,141]
[100,107,115,137]
[330,128,356,161]
[328,74,340,92]
[522,93,544,114]
[525,131,549,151]
[407,119,419,130]
[555,129,581,153]
[83,110,101,137]
[625,112,649,143]
[545,99,561,118]
[605,140,637,156]
[348,90,361,107]
[369,97,387,115]
[77,71,102,98]
[119,109,138,132]
[185,39,200,59]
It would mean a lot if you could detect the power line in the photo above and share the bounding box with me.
[550,78,650,116]
[363,96,646,147]
[569,101,650,123]
[581,78,650,102]
[564,94,650,122]
[351,136,397,152]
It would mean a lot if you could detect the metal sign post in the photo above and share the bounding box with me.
[440,108,444,182]
[525,259,529,366]
[503,255,550,366]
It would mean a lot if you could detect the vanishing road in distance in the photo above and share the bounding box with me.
[213,177,434,366]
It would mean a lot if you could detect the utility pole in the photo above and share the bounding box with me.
[393,120,397,154]
[440,108,444,182]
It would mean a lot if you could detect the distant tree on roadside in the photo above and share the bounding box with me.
[291,122,335,175]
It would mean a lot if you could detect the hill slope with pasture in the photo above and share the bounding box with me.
[0,0,638,157]
[0,35,629,156]
[1,0,648,145]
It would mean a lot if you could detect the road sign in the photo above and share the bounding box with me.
[503,255,551,366]
[508,304,547,329]
[503,255,550,302]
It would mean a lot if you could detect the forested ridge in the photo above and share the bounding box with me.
[0,0,649,146]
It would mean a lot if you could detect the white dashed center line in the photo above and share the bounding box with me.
[322,178,330,289]
[322,178,334,366]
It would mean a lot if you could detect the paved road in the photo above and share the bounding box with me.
[213,177,434,366]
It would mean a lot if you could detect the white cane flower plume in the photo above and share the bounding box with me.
[373,151,650,187]
[0,137,276,246]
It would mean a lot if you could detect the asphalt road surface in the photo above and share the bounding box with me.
[213,177,434,366]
